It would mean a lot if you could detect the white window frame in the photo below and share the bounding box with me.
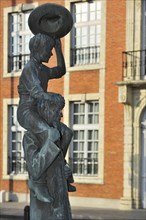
[8,105,26,175]
[65,0,106,72]
[2,98,28,180]
[3,3,38,78]
[70,101,99,177]
[70,1,101,66]
[63,93,104,184]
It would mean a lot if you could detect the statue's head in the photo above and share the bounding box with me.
[29,33,55,62]
[37,94,64,126]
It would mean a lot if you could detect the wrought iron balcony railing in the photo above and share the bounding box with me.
[8,54,30,73]
[69,157,98,176]
[71,46,100,66]
[122,49,146,80]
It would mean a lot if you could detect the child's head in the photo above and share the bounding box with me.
[29,33,55,62]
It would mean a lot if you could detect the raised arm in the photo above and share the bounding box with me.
[54,38,66,75]
[40,39,66,79]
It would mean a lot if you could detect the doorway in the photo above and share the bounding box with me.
[141,109,146,209]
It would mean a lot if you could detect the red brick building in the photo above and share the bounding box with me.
[0,0,146,210]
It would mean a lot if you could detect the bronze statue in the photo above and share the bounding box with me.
[23,96,74,219]
[17,3,74,220]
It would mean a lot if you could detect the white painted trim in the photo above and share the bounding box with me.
[133,94,146,208]
[68,64,100,72]
[120,91,146,209]
[0,191,30,203]
[69,196,120,209]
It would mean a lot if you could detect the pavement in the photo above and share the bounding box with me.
[0,202,146,220]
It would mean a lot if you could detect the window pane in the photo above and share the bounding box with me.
[79,142,84,151]
[94,142,98,151]
[79,115,85,124]
[82,3,88,13]
[74,104,79,113]
[74,115,79,124]
[76,14,81,23]
[82,13,87,22]
[12,132,16,140]
[17,142,21,151]
[88,130,93,140]
[74,131,78,139]
[73,142,78,151]
[17,152,21,160]
[24,12,30,30]
[88,142,93,151]
[80,104,85,113]
[76,4,81,13]
[90,12,96,21]
[88,114,93,123]
[94,130,99,140]
[79,130,84,139]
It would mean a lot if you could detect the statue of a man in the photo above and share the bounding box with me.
[17,3,74,218]
[17,32,75,219]
[23,95,74,220]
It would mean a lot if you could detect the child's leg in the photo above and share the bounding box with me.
[59,123,73,157]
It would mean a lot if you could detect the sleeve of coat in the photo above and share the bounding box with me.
[23,132,61,180]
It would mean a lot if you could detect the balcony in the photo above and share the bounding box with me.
[71,46,100,66]
[117,50,146,104]
[122,49,146,81]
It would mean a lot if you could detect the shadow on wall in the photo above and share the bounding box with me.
[0,175,29,202]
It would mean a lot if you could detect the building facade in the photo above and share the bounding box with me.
[0,0,145,210]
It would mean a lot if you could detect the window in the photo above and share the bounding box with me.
[3,3,37,76]
[8,11,33,73]
[71,1,101,66]
[8,105,26,174]
[70,101,99,176]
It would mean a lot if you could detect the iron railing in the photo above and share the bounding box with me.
[8,54,30,72]
[122,49,146,80]
[9,156,27,174]
[71,46,100,66]
[69,157,98,176]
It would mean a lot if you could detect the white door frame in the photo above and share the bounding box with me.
[141,109,146,209]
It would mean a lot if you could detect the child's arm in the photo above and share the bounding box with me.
[54,38,66,75]
[40,39,66,79]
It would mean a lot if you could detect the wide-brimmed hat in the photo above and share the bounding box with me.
[28,3,73,38]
